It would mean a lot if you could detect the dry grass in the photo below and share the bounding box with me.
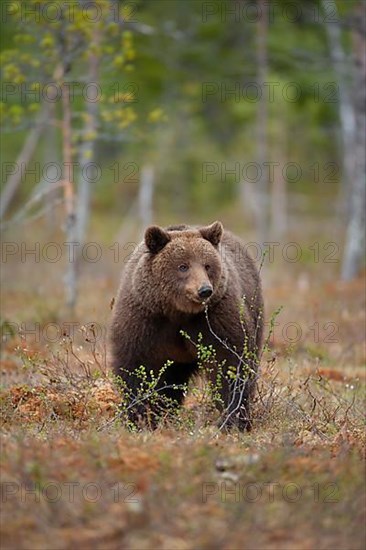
[1,266,365,549]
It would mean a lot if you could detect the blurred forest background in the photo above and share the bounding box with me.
[1,2,366,549]
[1,0,365,311]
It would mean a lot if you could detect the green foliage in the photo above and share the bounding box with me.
[115,360,184,430]
[263,305,284,353]
[0,0,357,223]
[1,1,138,133]
[186,331,225,420]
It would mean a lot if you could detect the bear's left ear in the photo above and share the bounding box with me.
[200,221,223,246]
[145,225,171,253]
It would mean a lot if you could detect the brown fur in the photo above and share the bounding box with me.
[109,221,264,430]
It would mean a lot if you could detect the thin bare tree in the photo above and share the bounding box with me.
[322,0,356,217]
[341,2,366,280]
[138,165,155,229]
[255,0,269,245]
[0,107,47,220]
[75,27,100,246]
[60,67,77,310]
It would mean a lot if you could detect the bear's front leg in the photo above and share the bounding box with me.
[217,368,257,431]
[212,368,255,431]
[202,296,261,432]
[203,324,259,431]
[121,368,161,429]
[120,361,197,429]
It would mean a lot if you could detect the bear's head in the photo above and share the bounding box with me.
[144,221,224,315]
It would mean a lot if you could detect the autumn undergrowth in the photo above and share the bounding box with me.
[1,307,364,444]
[1,280,365,550]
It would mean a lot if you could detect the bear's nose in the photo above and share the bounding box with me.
[198,285,213,299]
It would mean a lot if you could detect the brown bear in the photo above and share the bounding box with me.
[109,221,264,431]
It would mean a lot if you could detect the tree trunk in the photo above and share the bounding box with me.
[138,165,154,229]
[0,107,47,220]
[322,0,356,218]
[75,33,100,245]
[255,0,269,245]
[341,3,366,280]
[271,153,287,241]
[61,77,77,310]
[43,102,59,230]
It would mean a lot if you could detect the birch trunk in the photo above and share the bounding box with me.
[75,35,100,245]
[138,165,154,229]
[43,102,59,229]
[61,77,77,309]
[322,0,356,218]
[341,3,366,280]
[0,107,47,220]
[255,0,269,245]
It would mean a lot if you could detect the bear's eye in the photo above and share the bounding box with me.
[205,264,211,271]
[178,263,189,272]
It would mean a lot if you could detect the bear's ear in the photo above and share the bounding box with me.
[145,225,171,253]
[200,221,223,246]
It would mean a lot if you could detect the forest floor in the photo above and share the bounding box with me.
[1,245,365,549]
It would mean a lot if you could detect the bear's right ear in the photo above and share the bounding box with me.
[145,225,171,253]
